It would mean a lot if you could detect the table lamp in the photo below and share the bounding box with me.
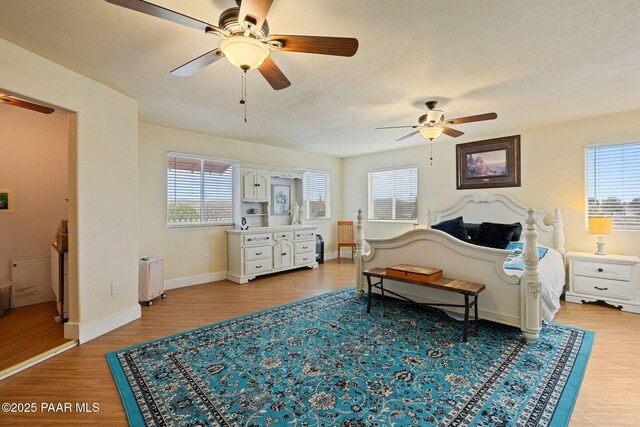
[589,217,612,255]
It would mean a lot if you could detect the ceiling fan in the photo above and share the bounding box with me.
[376,101,497,141]
[105,0,359,90]
[0,93,54,114]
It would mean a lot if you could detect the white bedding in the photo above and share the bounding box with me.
[504,246,565,322]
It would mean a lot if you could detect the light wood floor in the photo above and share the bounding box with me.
[0,260,638,426]
[0,301,73,372]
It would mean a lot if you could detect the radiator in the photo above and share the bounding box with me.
[10,255,55,308]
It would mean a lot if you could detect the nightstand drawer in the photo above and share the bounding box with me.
[574,276,632,300]
[573,260,632,282]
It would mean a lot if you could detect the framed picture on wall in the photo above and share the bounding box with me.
[0,189,14,214]
[271,184,291,215]
[456,135,521,190]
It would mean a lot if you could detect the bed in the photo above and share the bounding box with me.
[353,192,566,343]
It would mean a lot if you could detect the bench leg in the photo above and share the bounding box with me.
[474,295,479,336]
[463,294,469,342]
[380,279,385,309]
[366,275,373,314]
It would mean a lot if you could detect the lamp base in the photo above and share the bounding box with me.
[594,237,607,256]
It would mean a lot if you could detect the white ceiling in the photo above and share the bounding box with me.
[1,0,640,157]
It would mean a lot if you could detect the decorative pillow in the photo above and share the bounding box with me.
[471,222,515,249]
[432,216,469,241]
[467,222,522,241]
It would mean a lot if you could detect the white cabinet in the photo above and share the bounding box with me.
[242,169,270,201]
[227,226,318,284]
[565,251,640,313]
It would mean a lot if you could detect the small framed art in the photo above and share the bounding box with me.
[456,135,521,190]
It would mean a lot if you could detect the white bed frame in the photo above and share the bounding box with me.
[354,192,566,343]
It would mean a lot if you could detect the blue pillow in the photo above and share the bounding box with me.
[471,222,515,249]
[466,222,522,241]
[432,216,469,241]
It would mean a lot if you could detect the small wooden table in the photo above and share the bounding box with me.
[363,267,486,342]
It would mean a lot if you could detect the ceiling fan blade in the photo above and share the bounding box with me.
[170,49,224,76]
[375,125,419,130]
[0,96,54,114]
[258,56,291,90]
[105,0,225,35]
[396,130,420,142]
[446,112,497,125]
[267,35,359,57]
[239,0,273,33]
[442,126,464,138]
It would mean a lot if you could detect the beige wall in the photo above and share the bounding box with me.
[0,37,139,341]
[138,123,343,282]
[0,105,68,281]
[343,109,640,260]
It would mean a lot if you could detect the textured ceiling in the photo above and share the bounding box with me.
[1,0,640,157]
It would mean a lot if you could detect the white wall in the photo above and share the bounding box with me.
[343,110,640,284]
[138,123,343,284]
[0,37,139,342]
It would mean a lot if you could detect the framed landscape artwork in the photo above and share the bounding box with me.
[456,135,521,190]
[0,189,13,214]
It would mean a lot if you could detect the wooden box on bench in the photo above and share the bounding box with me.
[385,264,443,283]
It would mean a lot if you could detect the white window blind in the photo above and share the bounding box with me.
[167,153,237,227]
[303,170,330,219]
[586,142,640,230]
[368,166,418,221]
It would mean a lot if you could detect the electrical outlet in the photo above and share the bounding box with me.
[205,253,210,263]
[111,281,120,296]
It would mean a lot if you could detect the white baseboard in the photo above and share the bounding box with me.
[324,251,338,261]
[67,305,141,344]
[164,271,227,290]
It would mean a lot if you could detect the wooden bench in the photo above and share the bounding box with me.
[363,267,486,342]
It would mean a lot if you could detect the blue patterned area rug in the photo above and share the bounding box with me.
[107,287,593,426]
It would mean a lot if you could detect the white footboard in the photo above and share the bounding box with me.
[355,208,543,343]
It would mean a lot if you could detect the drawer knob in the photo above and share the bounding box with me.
[256,265,262,268]
[302,246,308,249]
[248,238,252,241]
[282,253,287,256]
[256,252,262,255]
[303,257,308,261]
[597,268,604,273]
[594,286,608,291]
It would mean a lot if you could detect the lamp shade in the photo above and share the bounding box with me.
[589,217,612,235]
[419,126,444,140]
[220,36,270,70]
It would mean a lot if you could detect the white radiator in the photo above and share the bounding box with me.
[10,255,55,308]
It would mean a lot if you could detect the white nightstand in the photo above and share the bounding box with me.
[565,251,640,313]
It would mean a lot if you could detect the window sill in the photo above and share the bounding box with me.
[168,223,234,229]
[367,220,419,224]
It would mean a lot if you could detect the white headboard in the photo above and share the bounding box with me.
[427,191,565,254]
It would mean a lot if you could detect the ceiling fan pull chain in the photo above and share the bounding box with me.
[239,70,248,122]
[429,141,434,166]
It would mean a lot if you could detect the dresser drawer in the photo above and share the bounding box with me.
[573,260,632,282]
[245,246,271,261]
[273,231,293,241]
[295,241,314,254]
[295,253,314,266]
[243,233,272,246]
[245,259,272,275]
[574,276,632,300]
[294,230,315,241]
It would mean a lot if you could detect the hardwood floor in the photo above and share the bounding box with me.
[0,301,74,373]
[0,260,638,426]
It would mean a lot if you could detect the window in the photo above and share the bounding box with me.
[303,170,330,220]
[368,165,418,222]
[167,152,238,227]
[586,142,640,230]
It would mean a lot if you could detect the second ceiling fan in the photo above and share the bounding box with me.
[106,0,359,90]
[376,101,497,141]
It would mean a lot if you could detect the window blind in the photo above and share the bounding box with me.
[586,142,640,230]
[167,153,237,227]
[303,171,330,219]
[368,166,418,221]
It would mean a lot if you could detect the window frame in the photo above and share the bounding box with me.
[167,151,239,229]
[302,169,331,221]
[585,140,640,232]
[367,164,419,224]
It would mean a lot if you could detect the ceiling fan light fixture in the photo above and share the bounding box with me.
[220,36,270,70]
[420,126,444,140]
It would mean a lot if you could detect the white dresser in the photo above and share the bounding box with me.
[565,251,640,313]
[226,226,318,284]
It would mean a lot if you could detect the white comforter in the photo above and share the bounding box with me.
[505,246,565,322]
